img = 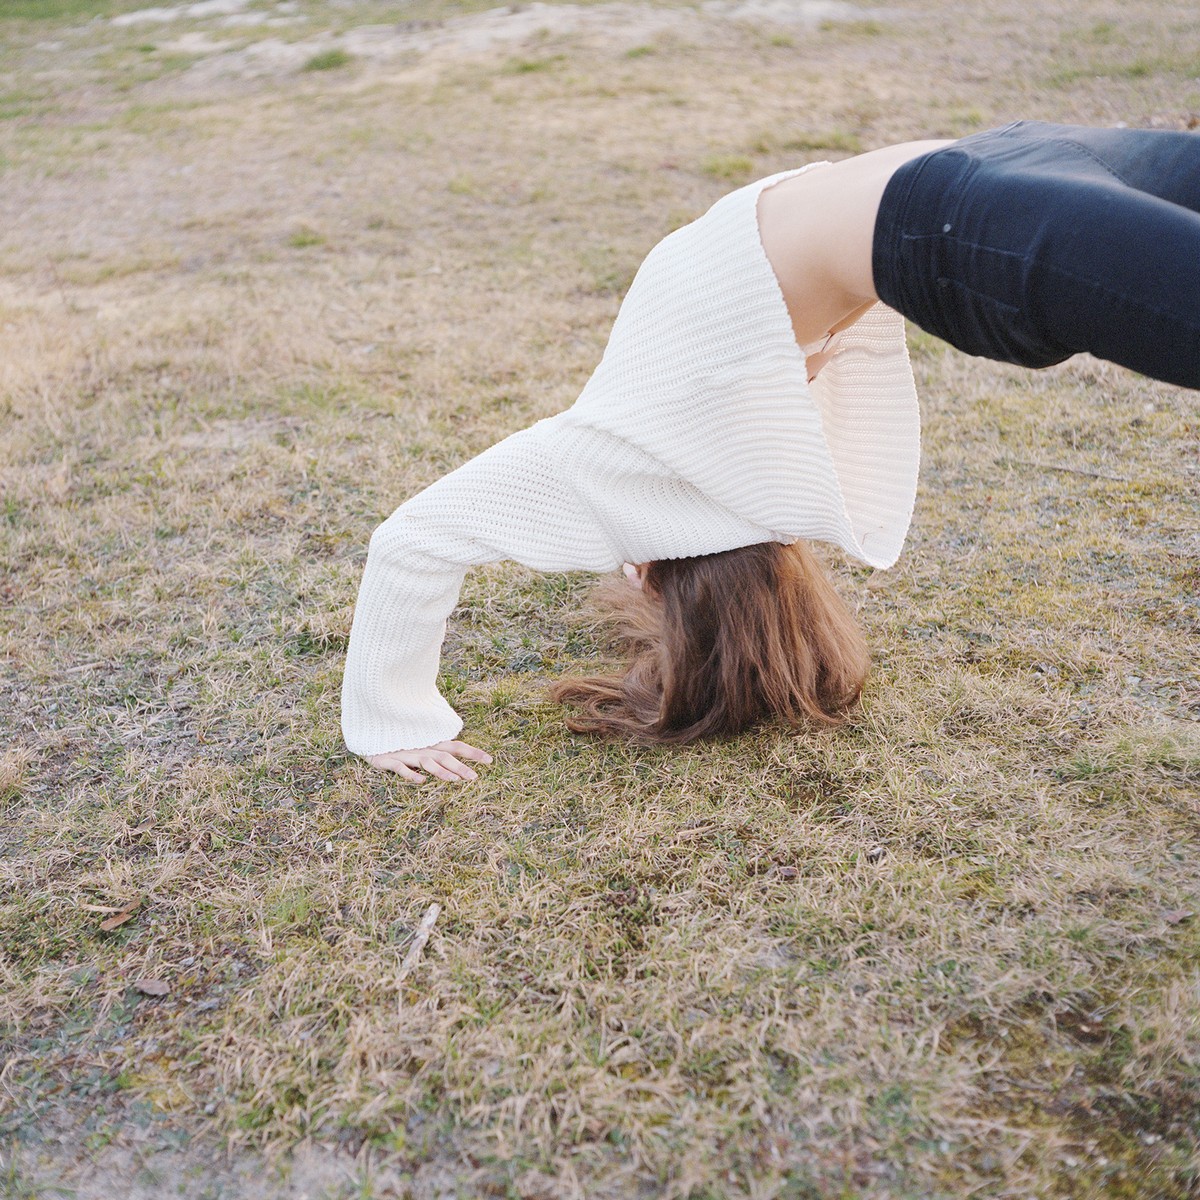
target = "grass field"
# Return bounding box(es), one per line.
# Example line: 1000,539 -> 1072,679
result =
1,0 -> 1199,1196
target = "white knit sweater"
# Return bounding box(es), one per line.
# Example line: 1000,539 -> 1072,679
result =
341,163 -> 921,756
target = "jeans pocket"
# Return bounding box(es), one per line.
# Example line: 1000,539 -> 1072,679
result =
937,277 -> 1068,367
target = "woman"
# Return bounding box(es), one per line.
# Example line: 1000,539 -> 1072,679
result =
342,120 -> 1200,783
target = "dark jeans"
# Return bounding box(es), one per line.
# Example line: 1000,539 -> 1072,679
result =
872,120 -> 1200,389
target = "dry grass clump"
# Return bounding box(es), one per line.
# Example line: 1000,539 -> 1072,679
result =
2,0 -> 1200,1197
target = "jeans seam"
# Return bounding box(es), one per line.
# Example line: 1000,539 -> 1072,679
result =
987,122 -> 1134,187
923,234 -> 1200,347
1037,260 -> 1200,331
928,234 -> 1200,330
1055,139 -> 1133,187
937,274 -> 1021,313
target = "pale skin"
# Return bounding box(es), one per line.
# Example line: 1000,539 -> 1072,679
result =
368,138 -> 953,782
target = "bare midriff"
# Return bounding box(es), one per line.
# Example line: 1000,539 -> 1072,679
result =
756,138 -> 954,348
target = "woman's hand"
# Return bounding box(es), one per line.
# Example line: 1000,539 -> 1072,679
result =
367,740 -> 493,784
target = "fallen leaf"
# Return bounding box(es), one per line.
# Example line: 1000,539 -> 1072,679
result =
672,824 -> 717,843
132,978 -> 170,996
99,898 -> 143,931
1163,909 -> 1195,925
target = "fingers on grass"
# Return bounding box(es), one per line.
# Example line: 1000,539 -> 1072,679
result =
428,752 -> 477,782
379,756 -> 427,783
367,746 -> 485,783
443,740 -> 493,764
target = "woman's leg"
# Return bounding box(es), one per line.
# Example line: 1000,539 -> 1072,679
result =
873,122 -> 1200,388
1016,121 -> 1200,213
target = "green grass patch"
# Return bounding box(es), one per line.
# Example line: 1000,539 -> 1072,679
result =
0,90 -> 50,121
700,152 -> 755,181
501,54 -> 566,74
302,48 -> 353,72
821,17 -> 887,35
1,0 -> 150,18
287,225 -> 326,248
754,129 -> 865,156
1048,50 -> 1200,86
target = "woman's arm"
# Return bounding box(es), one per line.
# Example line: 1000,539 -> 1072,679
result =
340,421 -> 619,778
345,520 -> 492,783
340,530 -> 473,758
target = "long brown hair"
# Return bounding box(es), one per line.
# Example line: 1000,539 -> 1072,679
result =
549,540 -> 869,745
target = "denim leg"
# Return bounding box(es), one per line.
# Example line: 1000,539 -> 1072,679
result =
990,121 -> 1200,214
874,125 -> 1200,388
1005,166 -> 1200,387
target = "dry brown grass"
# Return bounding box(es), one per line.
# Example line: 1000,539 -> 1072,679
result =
2,0 -> 1200,1197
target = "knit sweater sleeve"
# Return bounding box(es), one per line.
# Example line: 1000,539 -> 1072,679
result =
340,423 -> 618,757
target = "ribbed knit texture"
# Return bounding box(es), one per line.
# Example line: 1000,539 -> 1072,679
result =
341,163 -> 921,756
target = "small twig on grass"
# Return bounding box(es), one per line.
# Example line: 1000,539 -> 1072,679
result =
397,902 -> 441,997
1000,457 -> 1130,482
